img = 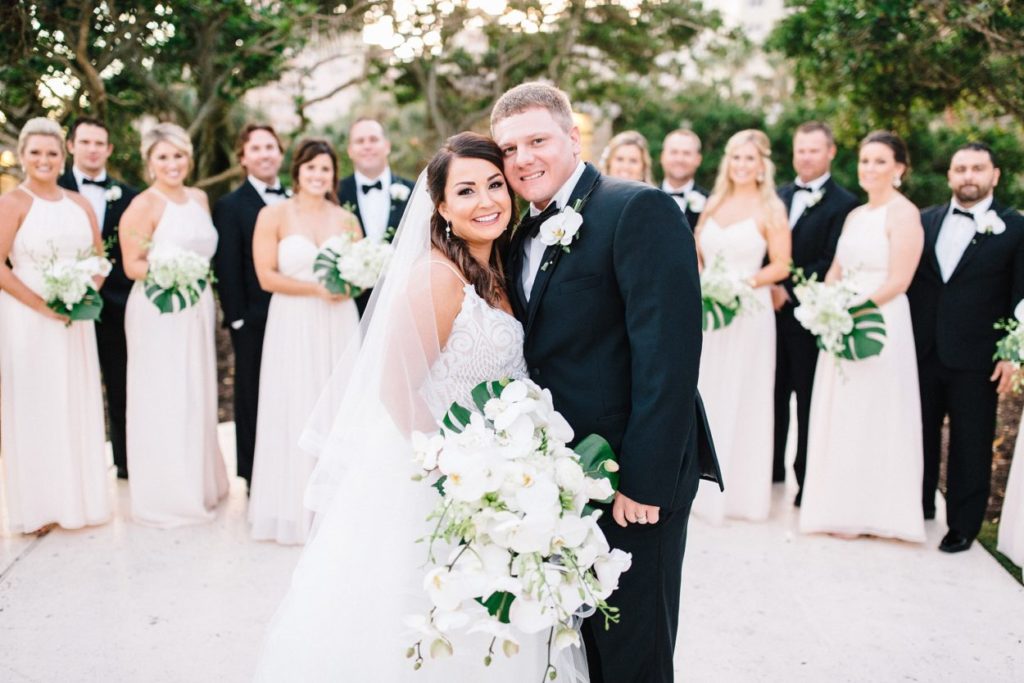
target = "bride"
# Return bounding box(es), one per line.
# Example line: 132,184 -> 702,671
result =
253,133 -> 587,681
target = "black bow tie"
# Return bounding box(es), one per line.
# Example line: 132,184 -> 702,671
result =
952,207 -> 975,221
795,183 -> 814,192
361,180 -> 383,194
264,186 -> 287,196
81,177 -> 109,188
517,203 -> 560,239
668,191 -> 688,198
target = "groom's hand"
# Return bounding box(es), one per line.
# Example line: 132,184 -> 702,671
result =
612,492 -> 660,527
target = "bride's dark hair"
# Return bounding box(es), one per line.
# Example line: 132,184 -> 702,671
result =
426,132 -> 517,307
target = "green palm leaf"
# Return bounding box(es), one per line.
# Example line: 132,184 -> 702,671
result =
702,297 -> 739,331
838,301 -> 886,360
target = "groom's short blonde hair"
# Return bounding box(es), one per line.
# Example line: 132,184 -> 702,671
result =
490,82 -> 574,133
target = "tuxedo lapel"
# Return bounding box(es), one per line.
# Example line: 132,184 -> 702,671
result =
524,166 -> 601,335
506,229 -> 529,322
240,179 -> 267,212
923,203 -> 948,279
947,200 -> 1008,283
779,183 -> 795,214
58,169 -> 80,193
338,176 -> 365,236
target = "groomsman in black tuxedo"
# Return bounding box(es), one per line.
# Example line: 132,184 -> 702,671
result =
494,83 -> 720,683
59,117 -> 138,480
213,124 -> 287,491
908,142 -> 1024,553
773,122 -> 858,504
659,128 -> 708,231
336,117 -> 415,315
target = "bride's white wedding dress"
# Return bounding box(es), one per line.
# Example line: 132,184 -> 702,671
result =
253,258 -> 584,680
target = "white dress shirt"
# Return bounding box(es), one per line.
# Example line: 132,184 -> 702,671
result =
521,161 -> 587,300
662,179 -> 695,213
788,172 -> 831,229
354,168 -> 393,242
247,175 -> 287,207
72,166 -> 108,228
935,195 -> 994,282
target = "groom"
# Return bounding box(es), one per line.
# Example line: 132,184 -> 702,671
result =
493,83 -> 719,682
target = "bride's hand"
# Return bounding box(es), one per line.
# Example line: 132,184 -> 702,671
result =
612,491 -> 660,527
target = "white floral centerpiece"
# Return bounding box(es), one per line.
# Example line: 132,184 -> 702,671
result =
407,378 -> 630,680
39,247 -> 111,324
144,243 -> 213,314
791,269 -> 886,362
700,255 -> 760,331
312,233 -> 393,297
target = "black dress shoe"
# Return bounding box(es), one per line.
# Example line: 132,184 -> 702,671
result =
939,530 -> 973,553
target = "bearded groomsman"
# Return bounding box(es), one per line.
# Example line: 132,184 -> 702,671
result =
908,142 -> 1024,553
59,117 -> 138,480
773,122 -> 858,503
213,124 -> 287,492
659,128 -> 708,231
336,117 -> 414,315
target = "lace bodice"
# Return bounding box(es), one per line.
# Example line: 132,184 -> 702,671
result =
425,284 -> 527,412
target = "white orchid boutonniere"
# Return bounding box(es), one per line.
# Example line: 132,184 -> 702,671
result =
538,198 -> 586,271
804,188 -> 825,209
104,185 -> 122,203
389,182 -> 411,202
976,210 -> 1006,236
685,190 -> 706,214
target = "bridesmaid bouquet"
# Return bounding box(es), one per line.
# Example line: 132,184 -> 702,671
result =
407,378 -> 630,678
144,244 -> 213,314
312,234 -> 393,297
39,248 -> 112,324
792,270 -> 886,362
701,255 -> 759,330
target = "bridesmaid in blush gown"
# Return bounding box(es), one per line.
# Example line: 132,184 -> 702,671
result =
692,130 -> 791,524
247,139 -> 361,545
800,131 -> 926,543
0,118 -> 111,533
120,123 -> 228,528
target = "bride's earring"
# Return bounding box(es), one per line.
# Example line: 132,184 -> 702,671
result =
445,221 -> 452,240
892,175 -> 902,188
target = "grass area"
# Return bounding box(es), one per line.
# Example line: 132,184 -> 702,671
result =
977,520 -> 1023,585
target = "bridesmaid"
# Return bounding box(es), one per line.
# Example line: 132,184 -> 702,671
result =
0,118 -> 112,533
120,122 -> 228,528
800,131 -> 926,542
598,130 -> 655,185
247,139 -> 361,545
691,129 -> 790,524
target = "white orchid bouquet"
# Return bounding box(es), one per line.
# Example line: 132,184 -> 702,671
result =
406,378 -> 629,680
312,233 -> 393,297
792,269 -> 886,362
700,255 -> 759,331
39,247 -> 111,325
144,243 -> 213,314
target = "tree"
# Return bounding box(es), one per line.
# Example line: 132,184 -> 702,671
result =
767,0 -> 1024,128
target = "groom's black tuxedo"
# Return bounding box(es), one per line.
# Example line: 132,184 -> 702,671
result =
337,173 -> 415,315
58,168 -> 138,478
907,199 -> 1024,537
774,178 -> 858,494
213,179 -> 273,488
507,163 -> 719,683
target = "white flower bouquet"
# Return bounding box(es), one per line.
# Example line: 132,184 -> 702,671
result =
39,248 -> 111,324
700,255 -> 759,331
144,243 -> 213,314
312,234 -> 393,297
992,300 -> 1024,391
407,378 -> 629,678
792,270 -> 886,361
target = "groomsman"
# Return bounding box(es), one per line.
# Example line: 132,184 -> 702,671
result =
659,128 -> 708,231
213,124 -> 287,491
336,117 -> 414,315
59,117 -> 138,480
908,142 -> 1024,553
773,122 -> 858,503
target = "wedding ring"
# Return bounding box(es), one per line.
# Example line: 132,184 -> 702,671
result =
637,515 -> 648,523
